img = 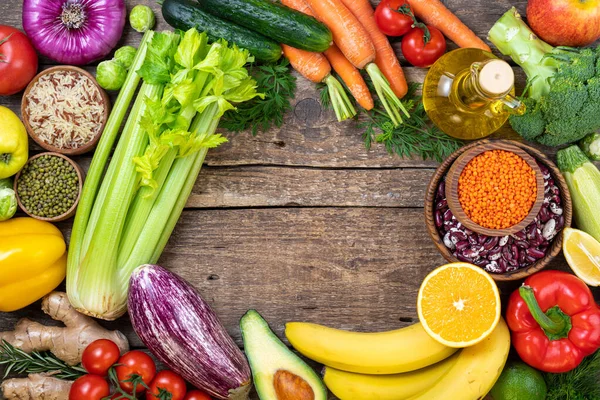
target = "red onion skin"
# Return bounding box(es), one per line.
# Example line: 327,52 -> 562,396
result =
22,0 -> 126,65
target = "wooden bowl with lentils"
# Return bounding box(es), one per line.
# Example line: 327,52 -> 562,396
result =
424,139 -> 573,282
21,66 -> 110,155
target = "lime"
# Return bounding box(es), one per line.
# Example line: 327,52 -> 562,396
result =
489,361 -> 546,400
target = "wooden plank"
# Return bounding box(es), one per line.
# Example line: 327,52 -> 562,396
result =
2,0 -> 529,66
1,208 -> 592,350
3,66 -> 536,169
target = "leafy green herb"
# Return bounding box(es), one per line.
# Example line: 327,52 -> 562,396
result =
544,350 -> 600,400
322,81 -> 462,162
0,340 -> 86,380
220,58 -> 296,136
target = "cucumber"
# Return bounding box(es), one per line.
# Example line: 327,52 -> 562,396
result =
195,0 -> 332,53
162,0 -> 282,63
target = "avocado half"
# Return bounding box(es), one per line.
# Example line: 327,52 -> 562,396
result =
240,310 -> 328,400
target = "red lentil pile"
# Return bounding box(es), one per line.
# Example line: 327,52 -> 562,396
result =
458,150 -> 537,229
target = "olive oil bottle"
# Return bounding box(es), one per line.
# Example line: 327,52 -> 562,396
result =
423,48 -> 525,140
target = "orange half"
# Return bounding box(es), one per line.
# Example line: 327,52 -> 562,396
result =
417,263 -> 501,348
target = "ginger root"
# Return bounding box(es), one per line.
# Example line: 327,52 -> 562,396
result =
1,374 -> 72,400
0,292 -> 129,365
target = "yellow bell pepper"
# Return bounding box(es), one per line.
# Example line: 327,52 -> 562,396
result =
0,217 -> 67,312
0,106 -> 28,179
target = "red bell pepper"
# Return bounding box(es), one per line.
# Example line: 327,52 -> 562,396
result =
507,270 -> 600,373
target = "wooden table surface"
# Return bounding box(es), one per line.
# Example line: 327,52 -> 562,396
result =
1,0 -> 598,398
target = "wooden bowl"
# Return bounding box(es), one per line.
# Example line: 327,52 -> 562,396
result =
21,66 -> 110,156
445,141 -> 545,236
14,152 -> 84,222
424,139 -> 572,282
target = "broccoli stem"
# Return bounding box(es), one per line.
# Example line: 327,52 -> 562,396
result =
488,7 -> 557,100
557,145 -> 591,174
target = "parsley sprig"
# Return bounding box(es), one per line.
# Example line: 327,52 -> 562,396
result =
220,58 -> 296,136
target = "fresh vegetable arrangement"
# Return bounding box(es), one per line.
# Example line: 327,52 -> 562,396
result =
3,1 -> 600,400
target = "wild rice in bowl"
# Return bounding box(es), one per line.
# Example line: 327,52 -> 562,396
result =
25,69 -> 105,150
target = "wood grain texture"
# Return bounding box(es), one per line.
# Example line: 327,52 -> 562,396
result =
424,140 -> 573,282
445,141 -> 545,237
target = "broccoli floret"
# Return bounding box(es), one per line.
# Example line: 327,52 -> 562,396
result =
509,98 -> 546,140
489,8 -> 600,147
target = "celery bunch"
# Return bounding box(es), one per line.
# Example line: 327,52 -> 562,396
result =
67,29 -> 262,320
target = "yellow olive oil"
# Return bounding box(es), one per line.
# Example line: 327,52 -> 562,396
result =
423,48 -> 525,140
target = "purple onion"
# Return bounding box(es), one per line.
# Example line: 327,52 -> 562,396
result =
128,265 -> 252,400
22,0 -> 126,65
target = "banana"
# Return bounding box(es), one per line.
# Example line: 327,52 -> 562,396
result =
406,317 -> 511,400
323,351 -> 461,400
284,321 -> 457,375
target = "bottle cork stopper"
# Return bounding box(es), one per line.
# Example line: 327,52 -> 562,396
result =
478,60 -> 514,95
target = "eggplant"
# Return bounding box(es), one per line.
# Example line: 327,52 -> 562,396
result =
128,264 -> 252,400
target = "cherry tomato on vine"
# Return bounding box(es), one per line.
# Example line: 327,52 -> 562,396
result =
146,370 -> 187,400
69,374 -> 110,400
401,25 -> 447,68
0,25 -> 38,96
374,0 -> 415,37
82,339 -> 121,376
115,350 -> 157,394
184,390 -> 213,400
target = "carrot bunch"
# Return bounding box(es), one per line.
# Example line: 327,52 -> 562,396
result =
281,0 -> 409,126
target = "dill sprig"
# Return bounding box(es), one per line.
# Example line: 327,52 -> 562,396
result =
220,58 -> 296,136
544,350 -> 600,400
321,81 -> 462,162
0,340 -> 86,380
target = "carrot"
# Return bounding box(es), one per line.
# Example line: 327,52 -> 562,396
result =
407,0 -> 491,51
281,0 -> 374,110
304,0 -> 408,125
339,0 -> 408,99
282,44 -> 331,83
282,44 -> 356,121
304,0 -> 375,69
323,45 -> 373,110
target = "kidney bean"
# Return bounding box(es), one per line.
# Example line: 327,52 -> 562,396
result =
443,209 -> 453,222
499,236 -> 509,247
478,235 -> 487,245
525,255 -> 538,264
512,245 -> 520,261
556,215 -> 565,231
485,261 -> 502,273
483,236 -> 499,250
450,231 -> 467,243
498,258 -> 508,272
527,224 -> 537,240
527,248 -> 546,259
551,194 -> 561,204
455,240 -> 470,251
463,248 -> 481,259
506,264 -> 519,272
437,180 -> 445,198
515,240 -> 530,249
544,194 -> 552,205
549,202 -> 563,215
469,235 -> 479,245
456,253 -> 474,263
443,232 -> 454,249
539,206 -> 552,223
512,231 -> 526,241
502,246 -> 513,261
435,210 -> 443,228
519,249 -> 527,264
543,219 -> 557,240
487,247 -> 502,261
436,199 -> 448,210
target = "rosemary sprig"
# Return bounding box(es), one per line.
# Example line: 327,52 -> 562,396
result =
0,340 -> 86,380
220,58 -> 297,136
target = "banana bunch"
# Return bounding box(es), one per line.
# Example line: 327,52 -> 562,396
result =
285,317 -> 510,400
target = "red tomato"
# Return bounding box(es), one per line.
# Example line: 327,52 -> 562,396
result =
374,0 -> 415,37
82,339 -> 121,376
115,351 -> 157,394
184,390 -> 213,400
401,26 -> 447,68
69,375 -> 110,400
0,25 -> 37,96
146,370 -> 188,400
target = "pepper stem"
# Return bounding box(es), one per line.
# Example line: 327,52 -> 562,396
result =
519,285 -> 572,340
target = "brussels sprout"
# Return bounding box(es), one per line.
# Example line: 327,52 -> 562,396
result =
130,5 -> 155,33
0,178 -> 16,221
96,59 -> 127,91
114,46 -> 137,70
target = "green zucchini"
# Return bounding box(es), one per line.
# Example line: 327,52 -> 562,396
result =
162,0 -> 282,63
195,0 -> 332,52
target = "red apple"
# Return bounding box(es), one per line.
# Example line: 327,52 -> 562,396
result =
527,0 -> 600,47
